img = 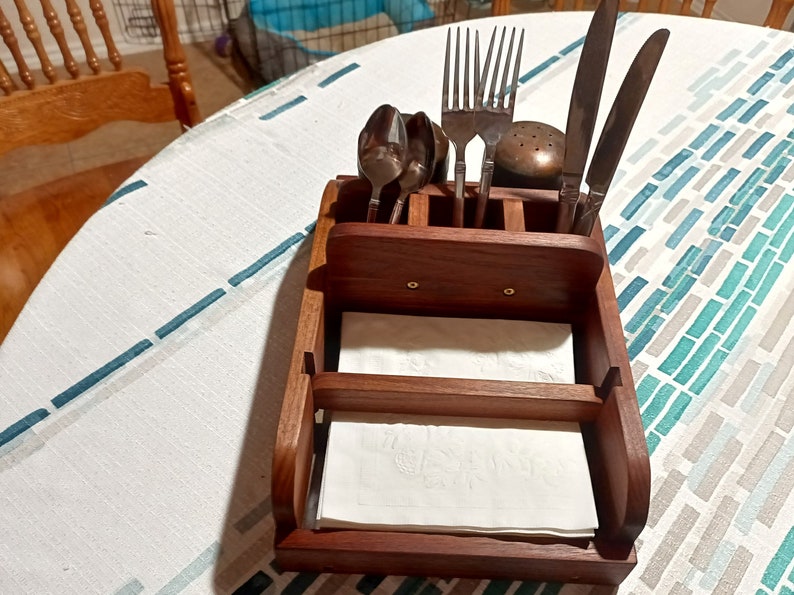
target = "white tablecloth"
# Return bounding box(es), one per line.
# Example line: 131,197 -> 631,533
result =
2,11 -> 794,595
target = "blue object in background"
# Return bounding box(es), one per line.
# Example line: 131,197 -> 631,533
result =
249,0 -> 435,35
384,0 -> 434,33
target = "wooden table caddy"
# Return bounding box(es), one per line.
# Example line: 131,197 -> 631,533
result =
272,177 -> 650,585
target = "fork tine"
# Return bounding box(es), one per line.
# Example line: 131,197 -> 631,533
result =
443,29 -> 451,108
476,28 -> 496,106
488,28 -> 506,108
507,29 -> 524,111
474,30 -> 480,108
453,28 -> 461,109
466,31 -> 481,110
463,28 -> 471,110
498,29 -> 516,109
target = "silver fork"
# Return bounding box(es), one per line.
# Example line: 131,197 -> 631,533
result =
473,27 -> 524,229
442,28 -> 479,228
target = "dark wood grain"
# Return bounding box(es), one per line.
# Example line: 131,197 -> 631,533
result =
271,178 -> 650,583
407,192 -> 430,226
271,180 -> 337,535
312,372 -> 603,421
325,222 -> 603,322
502,198 -> 526,232
276,529 -> 637,584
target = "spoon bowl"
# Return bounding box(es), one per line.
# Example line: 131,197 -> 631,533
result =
357,105 -> 408,222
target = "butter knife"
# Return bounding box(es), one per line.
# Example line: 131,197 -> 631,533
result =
555,0 -> 618,234
573,29 -> 670,237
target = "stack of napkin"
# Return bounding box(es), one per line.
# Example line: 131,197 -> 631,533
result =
316,313 -> 598,537
336,312 -> 576,383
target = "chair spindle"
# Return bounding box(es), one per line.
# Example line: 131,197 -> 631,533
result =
0,59 -> 17,95
89,0 -> 122,71
0,5 -> 35,90
40,0 -> 81,79
152,0 -> 201,128
14,0 -> 58,83
64,0 -> 102,74
764,0 -> 794,28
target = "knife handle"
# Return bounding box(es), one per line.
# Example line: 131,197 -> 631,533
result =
556,179 -> 582,233
572,190 -> 606,236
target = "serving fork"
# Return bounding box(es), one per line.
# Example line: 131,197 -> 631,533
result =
442,28 -> 479,227
473,27 -> 524,228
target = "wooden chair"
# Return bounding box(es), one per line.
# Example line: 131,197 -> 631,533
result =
498,0 -> 794,29
765,0 -> 794,28
0,0 -> 201,343
491,0 -> 719,17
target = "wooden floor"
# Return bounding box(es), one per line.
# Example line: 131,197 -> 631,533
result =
0,159 -> 150,343
0,42 -> 246,345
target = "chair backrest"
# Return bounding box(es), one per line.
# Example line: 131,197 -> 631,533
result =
548,1 -> 717,16
0,0 -> 200,157
765,0 -> 794,28
546,0 -> 794,29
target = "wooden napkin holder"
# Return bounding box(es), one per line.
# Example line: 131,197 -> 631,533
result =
272,177 -> 650,585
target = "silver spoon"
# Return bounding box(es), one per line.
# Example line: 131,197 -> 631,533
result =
358,104 -> 407,223
389,112 -> 436,224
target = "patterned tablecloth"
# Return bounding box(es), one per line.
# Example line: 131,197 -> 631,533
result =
2,11 -> 794,595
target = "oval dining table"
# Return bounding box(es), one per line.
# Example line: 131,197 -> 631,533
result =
2,10 -> 794,595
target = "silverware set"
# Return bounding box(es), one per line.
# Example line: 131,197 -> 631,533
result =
358,0 -> 669,236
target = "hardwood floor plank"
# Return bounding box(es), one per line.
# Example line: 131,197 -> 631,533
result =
0,157 -> 149,343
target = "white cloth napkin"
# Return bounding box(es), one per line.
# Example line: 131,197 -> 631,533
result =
317,313 -> 598,537
337,312 -> 576,383
317,412 -> 599,537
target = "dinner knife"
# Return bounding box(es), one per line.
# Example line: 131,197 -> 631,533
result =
572,28 -> 670,237
555,0 -> 619,234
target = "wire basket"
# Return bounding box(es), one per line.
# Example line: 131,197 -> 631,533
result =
112,0 -> 231,42
227,0 -> 487,85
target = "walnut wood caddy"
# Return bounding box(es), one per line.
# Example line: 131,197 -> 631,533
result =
272,177 -> 650,585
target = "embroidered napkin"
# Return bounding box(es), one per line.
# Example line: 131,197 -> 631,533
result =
337,312 -> 576,383
316,412 -> 599,537
316,313 -> 598,537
